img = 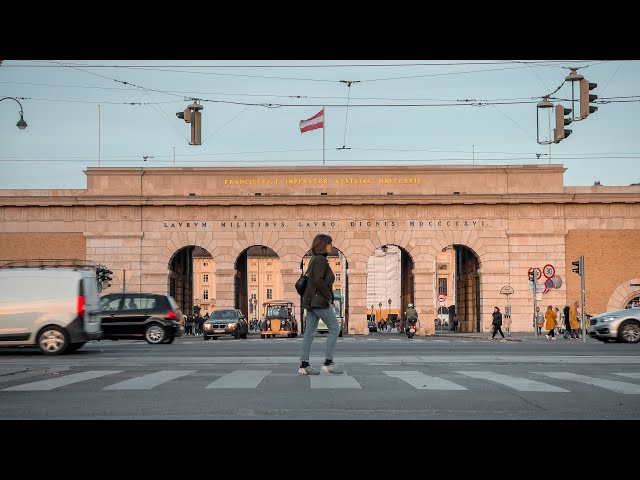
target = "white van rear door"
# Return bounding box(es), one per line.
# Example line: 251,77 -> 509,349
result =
82,274 -> 102,334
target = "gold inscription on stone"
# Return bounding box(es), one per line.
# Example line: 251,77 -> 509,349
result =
221,177 -> 422,186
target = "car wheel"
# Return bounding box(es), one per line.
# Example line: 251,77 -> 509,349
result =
203,336 -> 210,341
212,336 -> 218,340
37,326 -> 69,355
618,321 -> 640,343
145,324 -> 167,344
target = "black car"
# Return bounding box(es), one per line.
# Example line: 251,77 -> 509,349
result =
368,319 -> 378,332
203,308 -> 248,340
99,293 -> 184,344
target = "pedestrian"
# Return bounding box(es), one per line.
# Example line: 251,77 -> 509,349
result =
534,306 -> 544,335
298,233 -> 343,375
563,304 -> 571,339
554,307 -> 563,335
569,301 -> 581,339
545,305 -> 557,340
491,306 -> 505,340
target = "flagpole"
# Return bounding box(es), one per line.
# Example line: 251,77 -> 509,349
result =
322,106 -> 325,166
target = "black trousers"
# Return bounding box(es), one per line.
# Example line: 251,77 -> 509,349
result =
492,326 -> 505,338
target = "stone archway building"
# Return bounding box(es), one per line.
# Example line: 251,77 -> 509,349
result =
1,165 -> 639,335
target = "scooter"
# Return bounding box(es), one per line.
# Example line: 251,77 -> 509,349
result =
406,315 -> 418,338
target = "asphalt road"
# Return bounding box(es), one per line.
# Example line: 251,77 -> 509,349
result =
0,331 -> 638,420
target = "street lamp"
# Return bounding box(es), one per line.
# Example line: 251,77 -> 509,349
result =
378,302 -> 382,322
388,298 -> 392,318
0,97 -> 28,130
381,245 -> 388,253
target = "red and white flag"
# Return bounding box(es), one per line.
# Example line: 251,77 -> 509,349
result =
299,108 -> 324,133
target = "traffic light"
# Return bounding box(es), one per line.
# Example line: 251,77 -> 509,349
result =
175,107 -> 191,123
580,79 -> 598,119
554,105 -> 573,143
571,257 -> 583,276
175,100 -> 203,145
96,265 -> 113,292
528,270 -> 535,282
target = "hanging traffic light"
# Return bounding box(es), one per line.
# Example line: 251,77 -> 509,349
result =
175,107 -> 192,123
580,79 -> 598,119
175,100 -> 203,145
554,105 -> 573,143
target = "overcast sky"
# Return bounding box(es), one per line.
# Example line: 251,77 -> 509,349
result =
1,59 -> 638,189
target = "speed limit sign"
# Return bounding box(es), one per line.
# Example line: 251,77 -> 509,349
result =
543,264 -> 555,279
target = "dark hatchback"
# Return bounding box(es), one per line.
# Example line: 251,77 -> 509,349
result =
99,293 -> 184,344
203,308 -> 248,340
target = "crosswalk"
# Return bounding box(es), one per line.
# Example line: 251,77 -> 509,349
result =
2,368 -> 640,394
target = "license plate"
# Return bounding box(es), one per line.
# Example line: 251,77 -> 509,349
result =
410,327 -> 415,332
214,329 -> 225,333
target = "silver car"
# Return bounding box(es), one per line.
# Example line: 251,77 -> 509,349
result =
589,307 -> 640,343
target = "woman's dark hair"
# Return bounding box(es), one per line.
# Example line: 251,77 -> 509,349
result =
311,234 -> 333,255
494,306 -> 500,312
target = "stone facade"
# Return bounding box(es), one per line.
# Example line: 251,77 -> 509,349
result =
1,164 -> 639,336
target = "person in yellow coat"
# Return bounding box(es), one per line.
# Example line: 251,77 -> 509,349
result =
569,300 -> 581,339
545,305 -> 557,340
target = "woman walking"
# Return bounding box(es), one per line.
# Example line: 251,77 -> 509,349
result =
298,233 -> 343,375
545,305 -> 557,340
491,306 -> 505,340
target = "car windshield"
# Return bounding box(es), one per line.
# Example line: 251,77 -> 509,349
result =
210,310 -> 238,320
267,305 -> 291,317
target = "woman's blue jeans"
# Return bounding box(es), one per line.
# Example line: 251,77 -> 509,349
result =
299,305 -> 339,363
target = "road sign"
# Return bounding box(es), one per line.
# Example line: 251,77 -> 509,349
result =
437,294 -> 446,303
528,281 -> 543,292
500,285 -> 514,295
543,264 -> 555,279
552,275 -> 563,288
544,278 -> 554,289
528,267 -> 542,281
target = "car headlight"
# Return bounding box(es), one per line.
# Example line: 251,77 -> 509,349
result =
204,324 -> 212,329
228,323 -> 237,328
602,316 -> 619,322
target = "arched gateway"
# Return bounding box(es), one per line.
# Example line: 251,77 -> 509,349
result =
1,165 -> 639,335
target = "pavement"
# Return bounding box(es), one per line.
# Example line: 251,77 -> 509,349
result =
430,328 -> 593,343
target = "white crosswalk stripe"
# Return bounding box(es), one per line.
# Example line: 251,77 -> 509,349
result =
613,372 -> 640,379
206,370 -> 271,389
383,371 -> 467,390
103,370 -> 197,390
457,371 -> 569,392
2,370 -> 122,391
310,373 -> 361,389
533,372 -> 640,394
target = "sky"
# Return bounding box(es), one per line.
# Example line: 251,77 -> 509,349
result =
0,59 -> 639,190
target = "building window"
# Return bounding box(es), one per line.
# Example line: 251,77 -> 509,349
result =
266,288 -> 272,300
267,273 -> 273,282
251,274 -> 257,282
203,274 -> 208,283
266,261 -> 272,267
438,278 -> 447,296
336,260 -> 341,266
335,273 -> 341,282
203,262 -> 208,267
203,305 -> 208,312
203,289 -> 209,300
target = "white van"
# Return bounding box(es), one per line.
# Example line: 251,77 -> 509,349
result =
0,263 -> 103,355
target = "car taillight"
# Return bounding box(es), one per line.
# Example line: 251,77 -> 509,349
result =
77,295 -> 85,319
167,310 -> 177,320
